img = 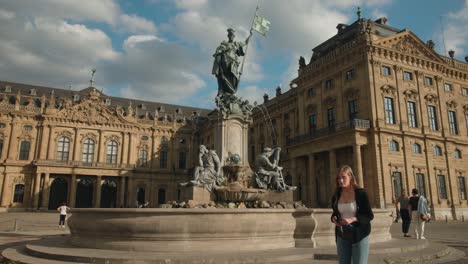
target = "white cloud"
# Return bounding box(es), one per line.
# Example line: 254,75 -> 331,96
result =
119,14 -> 157,34
0,9 -> 15,20
237,85 -> 265,105
123,35 -> 162,49
441,0 -> 468,58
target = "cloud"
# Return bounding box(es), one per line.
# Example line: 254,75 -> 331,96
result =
0,9 -> 15,20
441,0 -> 468,58
123,35 -> 163,49
119,14 -> 157,34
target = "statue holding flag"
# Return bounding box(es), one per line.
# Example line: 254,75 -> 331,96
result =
212,6 -> 270,117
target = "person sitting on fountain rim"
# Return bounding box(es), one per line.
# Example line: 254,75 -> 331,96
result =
255,147 -> 295,192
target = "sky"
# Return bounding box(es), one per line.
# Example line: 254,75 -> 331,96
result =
0,0 -> 466,109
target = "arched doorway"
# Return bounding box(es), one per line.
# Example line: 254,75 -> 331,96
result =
75,177 -> 93,208
48,178 -> 68,210
100,178 -> 117,208
158,188 -> 166,205
136,187 -> 145,207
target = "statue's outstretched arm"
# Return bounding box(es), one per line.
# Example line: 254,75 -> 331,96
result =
212,152 -> 221,176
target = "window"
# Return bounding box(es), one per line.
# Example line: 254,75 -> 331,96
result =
463,88 -> 468,96
412,143 -> 422,154
141,135 -> 149,141
307,88 -> 316,97
160,150 -> 168,168
444,83 -> 453,92
56,137 -> 70,161
403,71 -> 413,81
384,97 -> 395,124
138,148 -> 148,167
104,98 -> 111,106
327,108 -> 336,130
458,176 -> 466,200
437,175 -> 448,199
13,184 -> 24,203
345,69 -> 355,80
382,66 -> 391,76
106,140 -> 118,164
392,172 -> 403,198
161,136 -> 169,143
434,146 -> 442,156
325,79 -> 333,89
348,100 -> 358,120
82,139 -> 95,163
23,125 -> 33,132
73,94 -> 80,102
428,105 -> 438,130
424,76 -> 433,86
19,141 -> 30,160
415,173 -> 426,197
308,113 -> 316,134
454,149 -> 462,159
0,123 -> 5,128
284,113 -> 289,121
179,151 -> 186,169
389,140 -> 399,152
448,111 -> 458,135
407,101 -> 418,128
0,139 -> 3,158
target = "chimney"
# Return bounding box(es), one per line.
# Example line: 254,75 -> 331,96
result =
375,17 -> 388,25
336,23 -> 348,33
263,93 -> 269,103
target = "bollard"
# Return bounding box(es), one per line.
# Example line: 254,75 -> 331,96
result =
13,218 -> 18,232
445,215 -> 448,223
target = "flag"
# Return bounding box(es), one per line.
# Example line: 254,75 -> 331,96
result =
252,14 -> 270,36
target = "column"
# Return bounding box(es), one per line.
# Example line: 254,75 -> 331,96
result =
33,172 -> 41,209
0,173 -> 10,207
72,128 -> 80,161
329,149 -> 337,198
353,144 -> 364,187
308,154 -> 316,207
119,177 -> 125,207
69,174 -> 77,207
120,132 -> 126,164
94,175 -> 102,208
40,173 -> 50,208
97,130 -> 103,163
6,122 -> 17,160
39,125 -> 49,159
46,126 -> 54,159
127,133 -> 133,164
127,176 -> 133,207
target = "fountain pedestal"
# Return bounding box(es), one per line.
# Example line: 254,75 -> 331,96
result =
181,186 -> 215,204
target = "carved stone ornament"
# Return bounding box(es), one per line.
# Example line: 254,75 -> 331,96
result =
80,132 -> 98,143
424,94 -> 439,104
392,37 -> 421,56
54,95 -> 120,125
344,88 -> 360,99
56,130 -> 73,140
17,134 -> 33,141
446,100 -> 457,109
13,175 -> 25,184
463,104 -> 468,113
306,104 -> 317,113
104,135 -> 121,145
324,96 -> 337,107
381,85 -> 397,96
403,89 -> 418,100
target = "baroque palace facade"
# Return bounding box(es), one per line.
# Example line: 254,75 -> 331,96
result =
1,16 -> 467,220
249,17 -> 468,219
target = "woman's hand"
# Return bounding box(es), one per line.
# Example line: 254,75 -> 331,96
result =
331,216 -> 342,227
340,217 -> 357,225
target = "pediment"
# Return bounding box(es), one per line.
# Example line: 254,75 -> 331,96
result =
54,98 -> 120,125
374,30 -> 444,63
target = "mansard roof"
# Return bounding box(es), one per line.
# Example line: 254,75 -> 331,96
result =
0,80 -> 210,118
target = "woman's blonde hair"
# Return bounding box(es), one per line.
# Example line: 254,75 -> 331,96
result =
331,165 -> 360,207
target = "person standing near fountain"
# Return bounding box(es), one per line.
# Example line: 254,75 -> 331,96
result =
331,165 -> 373,264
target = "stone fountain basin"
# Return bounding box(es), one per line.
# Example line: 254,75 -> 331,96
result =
68,208 -> 297,252
67,208 -> 392,252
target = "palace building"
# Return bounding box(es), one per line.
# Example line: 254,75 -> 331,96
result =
1,15 -> 467,220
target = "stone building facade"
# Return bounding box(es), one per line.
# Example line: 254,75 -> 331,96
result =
250,17 -> 468,219
0,81 -> 208,210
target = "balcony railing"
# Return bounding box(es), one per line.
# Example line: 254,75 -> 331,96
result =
287,119 -> 370,146
35,159 -> 135,169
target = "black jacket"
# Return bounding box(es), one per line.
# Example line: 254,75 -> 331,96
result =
331,188 -> 374,243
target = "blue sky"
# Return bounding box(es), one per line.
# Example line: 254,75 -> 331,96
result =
0,0 -> 466,109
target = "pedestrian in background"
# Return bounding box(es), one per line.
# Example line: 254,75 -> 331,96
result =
409,188 -> 429,239
331,165 -> 374,264
397,190 -> 411,237
57,202 -> 70,228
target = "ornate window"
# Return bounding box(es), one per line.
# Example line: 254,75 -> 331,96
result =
448,111 -> 458,135
161,136 -> 169,143
463,88 -> 468,96
19,141 -> 30,160
458,176 -> 466,200
308,113 -> 317,134
424,76 -> 433,86
403,71 -> 413,81
179,151 -> 186,169
437,175 -> 448,199
407,101 -> 418,128
348,99 -> 358,120
138,148 -> 148,167
412,143 -> 422,154
325,79 -> 334,89
382,66 -> 391,76
327,107 -> 336,130
454,149 -> 462,159
345,69 -> 355,80
415,173 -> 426,197
82,139 -> 95,163
384,97 -> 396,124
23,125 -> 33,132
428,105 -> 438,130
434,146 -> 442,156
444,83 -> 453,92
13,184 -> 25,203
160,150 -> 168,169
56,137 -> 70,161
0,138 -> 3,158
389,140 -> 399,152
106,140 -> 118,164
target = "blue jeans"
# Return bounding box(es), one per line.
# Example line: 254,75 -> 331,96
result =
336,235 -> 369,264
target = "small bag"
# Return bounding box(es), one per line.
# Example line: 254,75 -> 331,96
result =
420,213 -> 431,222
340,224 -> 357,243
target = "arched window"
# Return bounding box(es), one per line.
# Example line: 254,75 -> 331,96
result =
138,148 -> 148,167
13,184 -> 25,203
56,137 -> 70,161
19,141 -> 31,160
82,139 -> 95,163
161,136 -> 169,143
389,140 -> 399,152
454,149 -> 462,159
160,150 -> 168,168
412,143 -> 422,154
434,146 -> 442,156
106,140 -> 118,164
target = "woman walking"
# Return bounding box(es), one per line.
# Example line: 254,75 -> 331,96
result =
331,165 -> 374,264
397,190 -> 411,237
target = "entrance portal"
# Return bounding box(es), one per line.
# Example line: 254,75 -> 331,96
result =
75,177 -> 93,208
48,178 -> 68,210
101,178 -> 118,208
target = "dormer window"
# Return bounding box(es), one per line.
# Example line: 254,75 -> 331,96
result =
73,94 -> 80,102
104,98 -> 111,106
5,85 -> 11,93
139,103 -> 146,110
176,108 -> 183,114
158,106 -> 165,112
29,89 -> 37,96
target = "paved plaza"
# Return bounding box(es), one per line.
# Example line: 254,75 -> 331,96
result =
0,212 -> 466,263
